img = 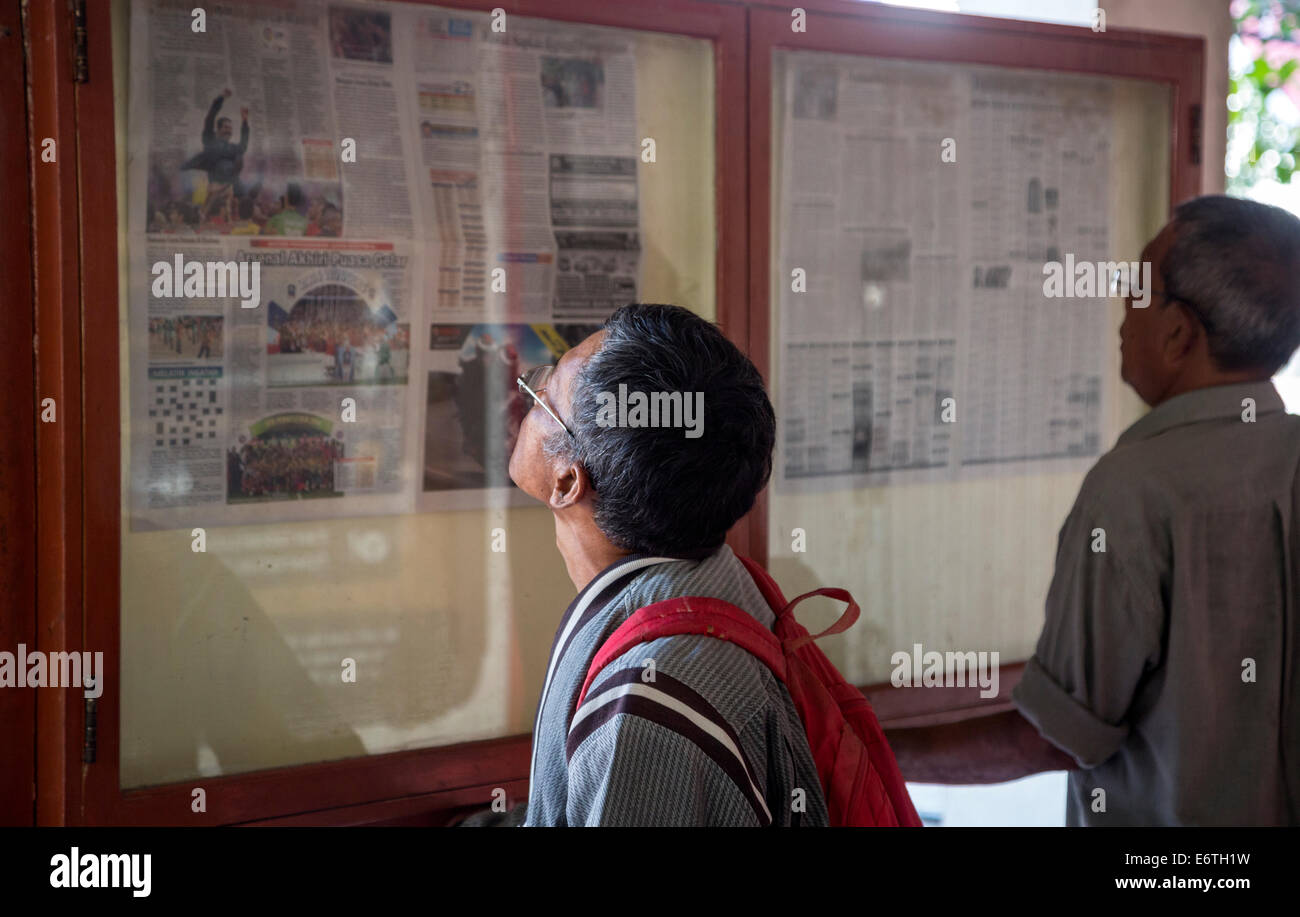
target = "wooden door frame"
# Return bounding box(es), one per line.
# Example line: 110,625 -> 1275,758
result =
24,0 -> 88,828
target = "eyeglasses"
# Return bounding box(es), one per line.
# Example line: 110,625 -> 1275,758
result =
1110,267 -> 1187,309
517,364 -> 575,439
1109,267 -> 1152,297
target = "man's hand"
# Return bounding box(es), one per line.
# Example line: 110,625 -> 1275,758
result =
240,107 -> 249,121
886,709 -> 1079,784
222,88 -> 232,97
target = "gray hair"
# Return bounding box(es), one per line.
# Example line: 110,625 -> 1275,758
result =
1163,194 -> 1300,373
539,303 -> 774,557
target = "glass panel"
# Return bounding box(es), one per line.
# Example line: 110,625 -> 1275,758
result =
112,0 -> 714,788
767,48 -> 1171,685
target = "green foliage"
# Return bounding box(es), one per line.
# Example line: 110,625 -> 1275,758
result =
1228,1 -> 1300,190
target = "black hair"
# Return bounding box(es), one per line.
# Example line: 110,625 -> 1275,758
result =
544,303 -> 774,557
1163,194 -> 1300,373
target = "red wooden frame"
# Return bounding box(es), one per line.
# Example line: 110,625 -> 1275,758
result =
37,0 -> 1203,826
74,0 -> 748,826
739,1 -> 1202,782
25,0 -> 87,828
0,0 -> 38,827
743,0 -> 1204,566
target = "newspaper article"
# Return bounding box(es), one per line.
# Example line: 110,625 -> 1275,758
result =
775,52 -> 1112,489
126,0 -> 644,526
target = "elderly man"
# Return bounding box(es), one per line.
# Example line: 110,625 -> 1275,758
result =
890,195 -> 1300,826
507,304 -> 827,826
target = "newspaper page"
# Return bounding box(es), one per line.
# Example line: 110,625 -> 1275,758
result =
402,9 -> 641,330
126,0 -> 644,525
960,71 -> 1111,470
410,10 -> 642,510
126,0 -> 425,530
775,51 -> 1112,490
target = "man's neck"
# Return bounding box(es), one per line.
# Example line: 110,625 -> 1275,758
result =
1152,365 -> 1273,406
554,516 -> 632,592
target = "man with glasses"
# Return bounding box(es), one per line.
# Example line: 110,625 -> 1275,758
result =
506,303 -> 828,826
888,195 -> 1300,826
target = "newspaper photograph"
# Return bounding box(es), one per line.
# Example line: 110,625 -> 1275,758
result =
135,0 -> 345,240
418,322 -> 601,510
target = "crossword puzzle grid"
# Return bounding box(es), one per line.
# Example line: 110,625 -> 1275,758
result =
149,377 -> 223,447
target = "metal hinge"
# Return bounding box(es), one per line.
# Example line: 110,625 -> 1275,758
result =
1189,104 -> 1203,167
82,693 -> 97,763
72,0 -> 88,84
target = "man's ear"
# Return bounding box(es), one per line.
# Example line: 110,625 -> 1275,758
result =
548,456 -> 591,511
1161,301 -> 1202,367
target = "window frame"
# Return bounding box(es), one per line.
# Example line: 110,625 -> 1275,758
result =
71,0 -> 747,826
744,0 -> 1202,728
31,0 -> 1204,825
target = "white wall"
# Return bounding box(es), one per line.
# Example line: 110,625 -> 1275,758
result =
1106,0 -> 1233,196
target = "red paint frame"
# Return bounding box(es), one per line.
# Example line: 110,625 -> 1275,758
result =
75,0 -> 747,826
50,0 -> 1203,826
26,0 -> 88,827
0,0 -> 38,827
739,3 -> 1202,787
744,0 -> 1204,566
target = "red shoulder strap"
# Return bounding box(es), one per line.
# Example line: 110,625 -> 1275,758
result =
575,596 -> 786,711
738,556 -> 861,651
738,556 -> 788,612
779,587 -> 860,650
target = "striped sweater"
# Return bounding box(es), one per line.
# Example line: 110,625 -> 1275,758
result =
523,545 -> 829,826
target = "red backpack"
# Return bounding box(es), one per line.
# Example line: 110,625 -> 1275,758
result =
577,556 -> 922,827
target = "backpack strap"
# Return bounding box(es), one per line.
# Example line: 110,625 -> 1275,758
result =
575,596 -> 786,711
736,556 -> 861,651
778,587 -> 860,651
738,556 -> 788,612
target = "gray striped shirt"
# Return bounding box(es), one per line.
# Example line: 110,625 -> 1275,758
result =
524,545 -> 828,826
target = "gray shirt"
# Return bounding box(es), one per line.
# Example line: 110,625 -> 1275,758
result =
1012,381 -> 1300,825
524,545 -> 828,826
